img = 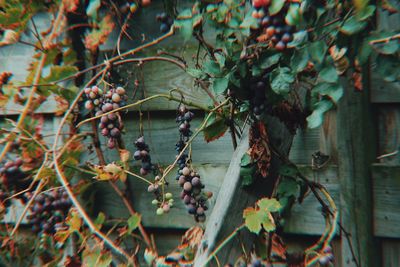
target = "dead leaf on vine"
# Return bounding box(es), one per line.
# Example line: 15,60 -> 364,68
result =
249,122 -> 271,178
84,15 -> 115,53
352,60 -> 363,91
181,226 -> 203,249
88,162 -> 127,182
54,96 -> 69,116
329,45 -> 349,75
63,0 -> 79,13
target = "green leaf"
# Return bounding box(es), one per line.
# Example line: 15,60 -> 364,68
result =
277,177 -> 299,198
43,65 -> 78,84
127,213 -> 141,233
241,153 -> 252,167
279,164 -> 299,177
203,113 -> 229,142
252,53 -> 281,76
313,82 -> 343,103
240,11 -> 259,30
371,39 -> 399,55
269,0 -> 285,15
285,4 -> 301,26
287,30 -> 308,48
356,5 -> 376,21
94,212 -> 105,228
186,68 -> 204,79
307,99 -> 334,128
319,65 -> 339,83
240,164 -> 256,186
212,76 -> 229,95
204,60 -> 223,76
257,198 -> 281,213
376,54 -> 400,82
87,0 -> 101,20
340,16 -> 367,35
270,67 -> 295,95
243,207 -> 263,234
174,19 -> 193,41
308,41 -> 327,63
291,48 -> 309,73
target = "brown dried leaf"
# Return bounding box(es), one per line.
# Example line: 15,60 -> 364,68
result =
181,226 -> 203,249
84,15 -> 115,53
249,122 -> 271,178
352,60 -> 363,91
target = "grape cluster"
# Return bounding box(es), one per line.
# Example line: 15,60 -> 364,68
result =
148,177 -> 174,216
249,75 -> 269,117
0,158 -> 30,193
156,12 -> 173,33
318,246 -> 334,265
252,1 -> 296,51
27,188 -> 72,235
176,105 -> 194,140
84,85 -> 128,149
133,136 -> 154,176
175,106 -> 211,222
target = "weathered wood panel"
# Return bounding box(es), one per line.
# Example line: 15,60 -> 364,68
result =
372,164 -> 400,238
337,76 -> 378,266
92,164 -> 226,229
283,166 -> 340,235
377,106 -> 400,165
382,239 -> 400,267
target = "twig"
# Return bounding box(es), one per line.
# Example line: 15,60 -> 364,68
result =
0,2 -> 65,163
369,33 -> 400,45
76,93 -> 211,128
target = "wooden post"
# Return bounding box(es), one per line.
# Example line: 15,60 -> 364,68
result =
194,117 -> 293,266
337,73 -> 379,266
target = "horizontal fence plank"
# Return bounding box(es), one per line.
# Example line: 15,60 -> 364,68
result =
382,239 -> 400,267
377,105 -> 400,165
372,164 -> 400,238
2,163 -> 400,238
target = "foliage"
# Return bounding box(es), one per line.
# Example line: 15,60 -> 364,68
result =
0,0 -> 398,266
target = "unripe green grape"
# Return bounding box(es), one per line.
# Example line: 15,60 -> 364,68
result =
156,208 -> 164,215
151,199 -> 158,205
165,192 -> 173,199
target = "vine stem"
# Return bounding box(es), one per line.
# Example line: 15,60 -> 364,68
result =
52,70 -> 135,263
0,2 -> 65,163
369,33 -> 400,45
160,98 -> 231,182
76,93 -> 211,128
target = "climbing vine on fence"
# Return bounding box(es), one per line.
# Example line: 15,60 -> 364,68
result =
0,0 -> 398,266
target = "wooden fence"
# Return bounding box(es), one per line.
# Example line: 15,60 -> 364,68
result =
0,4 -> 399,267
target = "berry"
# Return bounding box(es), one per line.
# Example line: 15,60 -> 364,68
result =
156,207 -> 164,215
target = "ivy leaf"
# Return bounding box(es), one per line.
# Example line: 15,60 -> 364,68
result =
240,164 -> 256,186
86,0 -> 101,20
371,39 -> 399,55
186,68 -> 204,79
204,60 -> 223,77
174,19 -> 193,41
269,0 -> 285,15
319,65 -> 339,83
287,30 -> 308,48
279,164 -> 299,177
270,67 -> 295,95
203,113 -> 228,142
277,177 -> 299,198
252,54 -> 281,76
340,16 -> 367,35
291,48 -> 309,73
376,54 -> 400,82
308,41 -> 327,63
257,198 -> 281,213
285,4 -> 301,26
240,11 -> 259,30
307,99 -> 334,128
243,207 -> 262,234
212,76 -> 229,95
84,14 -> 115,52
67,209 -> 82,232
94,212 -> 105,228
356,5 -> 376,21
127,213 -> 141,233
313,82 -> 343,103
